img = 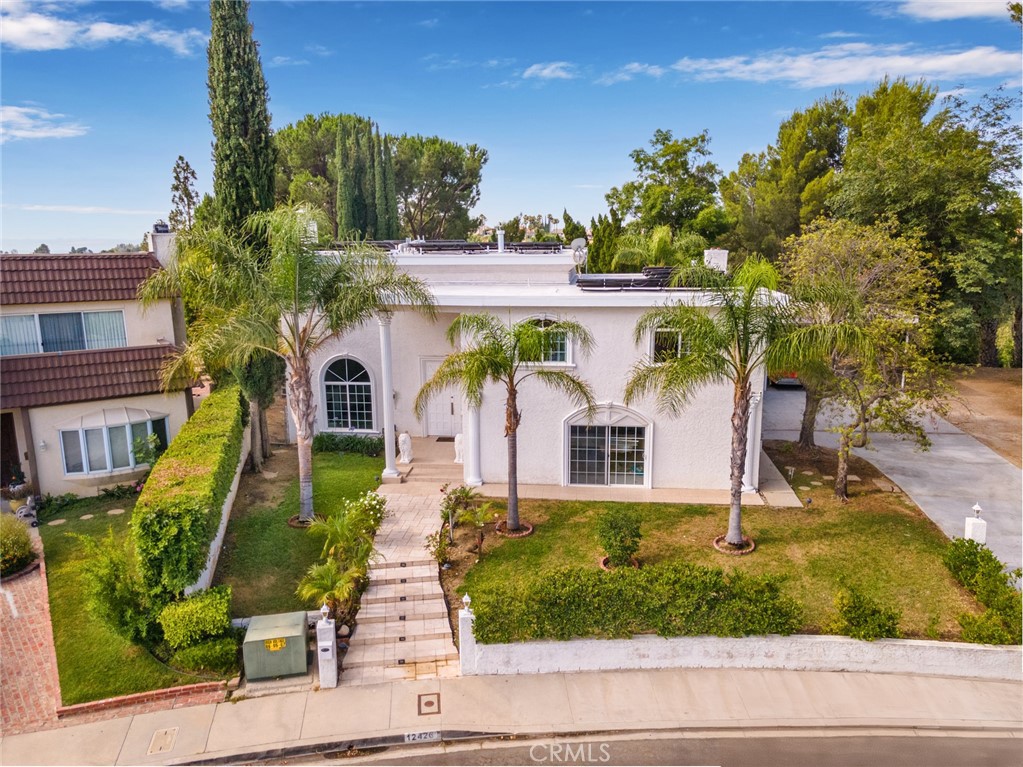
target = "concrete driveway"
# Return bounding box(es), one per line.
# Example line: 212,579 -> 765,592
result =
763,387 -> 1022,573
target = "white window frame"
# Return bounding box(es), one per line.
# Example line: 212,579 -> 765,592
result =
522,314 -> 574,368
1,309 -> 127,356
649,328 -> 689,362
60,416 -> 167,477
562,403 -> 652,488
322,356 -> 377,433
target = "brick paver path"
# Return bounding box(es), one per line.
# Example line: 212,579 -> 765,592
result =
0,530 -> 61,736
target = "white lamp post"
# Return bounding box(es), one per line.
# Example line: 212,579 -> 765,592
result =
964,502 -> 987,544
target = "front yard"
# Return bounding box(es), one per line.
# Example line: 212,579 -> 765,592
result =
444,444 -> 981,641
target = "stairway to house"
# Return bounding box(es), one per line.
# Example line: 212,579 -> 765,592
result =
340,490 -> 459,685
400,437 -> 464,486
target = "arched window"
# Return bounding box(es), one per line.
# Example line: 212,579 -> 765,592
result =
324,358 -> 374,430
525,316 -> 568,364
565,404 -> 650,487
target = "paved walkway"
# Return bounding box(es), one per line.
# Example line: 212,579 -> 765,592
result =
0,667 -> 1018,765
763,388 -> 1023,572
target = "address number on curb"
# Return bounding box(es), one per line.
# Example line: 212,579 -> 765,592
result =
404,731 -> 441,743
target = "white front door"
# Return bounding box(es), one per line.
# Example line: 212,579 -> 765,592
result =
421,358 -> 462,437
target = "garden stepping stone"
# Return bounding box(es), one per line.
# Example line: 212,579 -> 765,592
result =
847,475 -> 861,482
798,485 -> 810,491
107,509 -> 125,515
261,471 -> 278,479
79,514 -> 94,520
823,475 -> 834,480
47,519 -> 66,526
810,481 -> 822,487
801,470 -> 815,476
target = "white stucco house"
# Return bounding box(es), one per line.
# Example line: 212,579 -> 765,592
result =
293,240 -> 766,495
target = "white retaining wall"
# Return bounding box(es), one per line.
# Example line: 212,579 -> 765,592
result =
185,425 -> 251,596
458,609 -> 1022,681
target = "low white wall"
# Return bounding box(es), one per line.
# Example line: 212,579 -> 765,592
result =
185,425 -> 251,596
457,610 -> 1021,681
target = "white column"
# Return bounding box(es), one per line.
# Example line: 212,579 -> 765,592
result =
742,392 -> 763,492
464,405 -> 482,486
378,313 -> 399,479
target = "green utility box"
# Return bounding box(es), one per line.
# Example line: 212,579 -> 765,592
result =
242,611 -> 308,681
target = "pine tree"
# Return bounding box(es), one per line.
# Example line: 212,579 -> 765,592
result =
562,209 -> 587,243
364,123 -> 378,238
383,135 -> 400,238
335,121 -> 358,237
373,128 -> 390,239
207,0 -> 276,234
169,155 -> 199,231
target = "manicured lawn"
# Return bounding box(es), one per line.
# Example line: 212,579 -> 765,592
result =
213,452 -> 384,618
453,446 -> 980,640
39,496 -> 195,706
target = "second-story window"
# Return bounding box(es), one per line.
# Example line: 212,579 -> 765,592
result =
652,329 -> 687,362
0,311 -> 127,356
527,318 -> 568,364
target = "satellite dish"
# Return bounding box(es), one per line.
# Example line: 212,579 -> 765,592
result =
570,238 -> 588,269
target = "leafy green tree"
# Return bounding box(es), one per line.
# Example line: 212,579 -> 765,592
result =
781,218 -> 951,498
612,225 -> 706,272
207,0 -> 276,234
144,206 -> 435,522
606,129 -> 720,233
415,315 -> 596,532
394,135 -> 487,239
562,209 -> 587,243
497,215 -> 525,243
625,257 -> 861,547
169,155 -> 199,231
588,209 -> 623,273
33,243 -> 50,254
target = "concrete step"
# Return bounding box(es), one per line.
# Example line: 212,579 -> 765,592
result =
356,600 -> 448,624
372,557 -> 435,570
368,563 -> 436,586
360,581 -> 444,605
342,637 -> 459,668
404,465 -> 464,480
351,617 -> 453,645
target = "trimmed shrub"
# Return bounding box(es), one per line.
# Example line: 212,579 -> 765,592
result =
595,508 -> 642,567
312,432 -> 383,457
158,585 -> 233,650
73,529 -> 160,645
470,560 -> 802,644
944,538 -> 1021,644
171,636 -> 239,675
133,384 -> 244,598
831,588 -> 901,641
0,514 -> 36,576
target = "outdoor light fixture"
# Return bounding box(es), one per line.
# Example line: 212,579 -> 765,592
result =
462,594 -> 471,610
972,503 -> 982,518
320,602 -> 329,621
38,440 -> 47,451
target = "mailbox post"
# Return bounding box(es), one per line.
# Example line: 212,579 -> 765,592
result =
316,604 -> 338,689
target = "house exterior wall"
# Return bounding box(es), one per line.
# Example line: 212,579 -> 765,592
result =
27,390 -> 191,497
0,298 -> 177,350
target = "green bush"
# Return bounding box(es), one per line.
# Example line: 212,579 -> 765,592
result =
470,561 -> 802,644
171,636 -> 239,675
133,384 -> 244,598
831,588 -> 901,641
158,586 -> 233,650
73,529 -> 161,645
944,538 -> 1021,644
0,514 -> 36,576
439,483 -> 482,525
312,432 -> 383,457
595,508 -> 642,567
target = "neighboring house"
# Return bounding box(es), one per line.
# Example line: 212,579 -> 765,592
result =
295,240 -> 766,494
0,249 -> 191,497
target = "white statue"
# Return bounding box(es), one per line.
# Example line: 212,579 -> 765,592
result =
453,432 -> 464,464
398,432 -> 413,464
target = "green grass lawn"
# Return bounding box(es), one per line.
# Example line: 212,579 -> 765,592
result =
213,452 -> 384,618
39,496 -> 196,706
458,469 -> 979,640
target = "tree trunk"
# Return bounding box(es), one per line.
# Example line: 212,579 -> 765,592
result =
249,399 -> 264,473
726,380 -> 752,546
505,383 -> 521,532
798,382 -> 821,450
834,428 -> 852,501
1012,304 -> 1021,368
978,315 -> 1000,367
260,407 -> 272,459
288,357 -> 317,523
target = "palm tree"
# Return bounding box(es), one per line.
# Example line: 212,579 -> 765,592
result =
146,205 -> 435,523
611,225 -> 707,272
624,256 -> 859,548
415,314 -> 597,532
296,559 -> 365,620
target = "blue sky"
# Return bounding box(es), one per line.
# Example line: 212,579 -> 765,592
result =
1,0 -> 1019,252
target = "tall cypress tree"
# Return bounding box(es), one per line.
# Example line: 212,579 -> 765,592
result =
207,0 -> 276,234
373,128 -> 389,239
383,135 -> 400,238
364,123 -> 378,238
336,121 -> 357,236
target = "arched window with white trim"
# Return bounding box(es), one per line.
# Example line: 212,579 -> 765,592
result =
524,315 -> 570,365
324,358 -> 374,430
565,404 -> 650,487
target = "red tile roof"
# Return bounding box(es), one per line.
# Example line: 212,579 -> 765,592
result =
0,253 -> 162,306
0,346 -> 188,409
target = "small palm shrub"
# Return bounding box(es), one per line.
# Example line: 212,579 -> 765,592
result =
459,501 -> 497,557
296,559 -> 365,620
439,483 -> 481,527
0,514 -> 36,576
596,508 -> 642,567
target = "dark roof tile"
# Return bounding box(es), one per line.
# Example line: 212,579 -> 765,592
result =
0,253 -> 162,306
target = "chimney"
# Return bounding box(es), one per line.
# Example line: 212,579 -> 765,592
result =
496,229 -> 505,254
151,227 -> 177,269
703,248 -> 729,272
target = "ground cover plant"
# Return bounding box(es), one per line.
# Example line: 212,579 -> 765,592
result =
213,451 -> 383,617
442,443 -> 983,643
39,496 -> 196,705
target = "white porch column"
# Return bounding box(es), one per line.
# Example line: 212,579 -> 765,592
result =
464,405 -> 483,486
742,392 -> 763,492
378,313 -> 400,479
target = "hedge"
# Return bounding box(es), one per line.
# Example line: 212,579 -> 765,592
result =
943,538 -> 1022,645
470,561 -> 802,644
133,384 -> 244,599
159,586 -> 233,650
311,432 -> 384,457
0,514 -> 36,576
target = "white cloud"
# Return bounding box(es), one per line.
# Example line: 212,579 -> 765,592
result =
897,1 -> 1008,20
305,43 -> 333,57
4,204 -> 164,215
0,3 -> 206,56
155,0 -> 190,10
670,43 -> 1020,88
820,30 -> 861,39
0,106 -> 88,144
417,18 -> 440,29
268,55 -> 309,68
522,61 -> 577,80
596,62 -> 666,86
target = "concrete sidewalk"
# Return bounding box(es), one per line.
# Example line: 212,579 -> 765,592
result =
1,668 -> 1019,765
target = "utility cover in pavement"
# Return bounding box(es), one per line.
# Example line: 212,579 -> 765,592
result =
148,728 -> 178,755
